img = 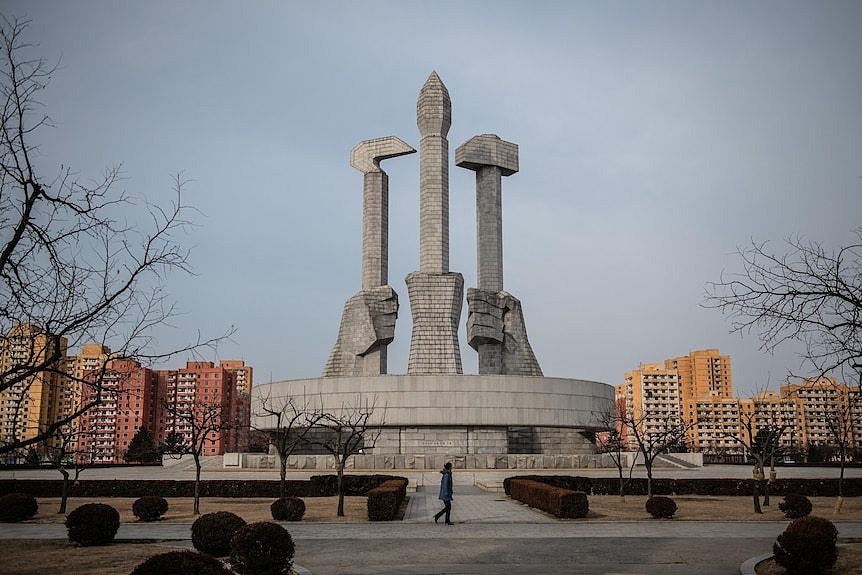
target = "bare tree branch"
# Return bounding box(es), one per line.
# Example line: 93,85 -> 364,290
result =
0,17 -> 234,456
704,229 -> 862,383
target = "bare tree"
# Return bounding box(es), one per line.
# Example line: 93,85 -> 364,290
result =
720,404 -> 789,514
593,398 -> 634,501
704,230 -> 862,383
252,390 -> 319,498
621,411 -> 693,497
0,17 -> 230,457
41,424 -> 97,513
823,369 -> 861,511
161,398 -> 231,515
304,395 -> 383,517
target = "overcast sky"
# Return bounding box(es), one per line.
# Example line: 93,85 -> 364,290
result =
5,1 -> 861,396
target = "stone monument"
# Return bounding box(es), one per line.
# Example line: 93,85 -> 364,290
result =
252,72 -> 615,471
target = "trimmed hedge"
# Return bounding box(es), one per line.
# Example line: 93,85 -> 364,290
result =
129,550 -> 233,575
502,476 -> 862,497
132,496 -> 169,521
66,503 -> 120,546
367,478 -> 408,521
508,478 -> 589,518
230,521 -> 295,575
192,511 -> 247,557
0,492 -> 38,522
270,497 -> 305,521
779,494 -> 813,519
773,516 -> 838,574
0,474 -> 408,498
645,496 -> 677,518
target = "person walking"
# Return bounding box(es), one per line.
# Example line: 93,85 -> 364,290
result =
433,461 -> 454,525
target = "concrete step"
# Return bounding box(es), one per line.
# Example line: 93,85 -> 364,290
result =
476,479 -> 504,492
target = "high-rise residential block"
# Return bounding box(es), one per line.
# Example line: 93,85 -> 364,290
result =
781,377 -> 857,448
157,361 -> 247,456
693,398 -> 741,451
77,358 -> 159,464
617,363 -> 682,450
666,349 -> 733,419
740,391 -> 801,450
57,343 -> 113,432
219,359 -> 253,394
0,324 -> 68,452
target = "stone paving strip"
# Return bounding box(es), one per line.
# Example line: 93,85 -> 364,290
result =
2,521 -> 861,542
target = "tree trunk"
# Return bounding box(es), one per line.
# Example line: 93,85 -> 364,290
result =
280,455 -> 287,499
617,464 -> 625,502
645,460 -> 653,498
336,463 -> 345,517
194,455 -> 202,515
753,481 -> 762,514
762,480 -> 770,507
59,467 -> 69,514
836,446 -> 846,513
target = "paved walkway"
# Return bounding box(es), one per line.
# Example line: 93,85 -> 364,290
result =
2,484 -> 861,574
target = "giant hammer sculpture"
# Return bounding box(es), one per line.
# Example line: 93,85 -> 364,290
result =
323,136 -> 415,377
406,72 -> 465,374
456,134 -> 542,376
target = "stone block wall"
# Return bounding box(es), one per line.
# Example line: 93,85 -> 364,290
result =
227,451 -> 623,471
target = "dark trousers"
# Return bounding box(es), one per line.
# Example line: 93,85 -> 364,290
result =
434,500 -> 451,523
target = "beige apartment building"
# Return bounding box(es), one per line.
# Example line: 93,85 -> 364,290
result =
621,349 -> 861,454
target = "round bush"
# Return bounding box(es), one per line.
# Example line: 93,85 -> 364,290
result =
0,492 -> 38,522
645,496 -> 677,519
66,503 -> 120,546
230,521 -> 295,575
132,496 -> 169,522
270,497 -> 305,521
779,493 -> 812,519
773,516 -> 838,574
129,550 -> 233,575
192,511 -> 247,557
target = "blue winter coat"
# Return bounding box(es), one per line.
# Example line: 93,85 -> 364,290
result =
438,468 -> 453,501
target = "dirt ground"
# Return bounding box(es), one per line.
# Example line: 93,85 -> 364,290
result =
26,495 -> 369,523
2,495 -> 861,575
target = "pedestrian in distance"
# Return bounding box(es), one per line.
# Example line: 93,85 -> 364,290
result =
434,461 -> 454,525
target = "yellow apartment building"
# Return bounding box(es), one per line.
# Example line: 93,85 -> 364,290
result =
0,324 -> 68,451
666,349 -> 733,423
220,359 -> 253,394
57,343 -> 113,426
693,398 -> 740,451
738,391 -> 801,451
781,377 -> 858,447
617,363 -> 682,450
